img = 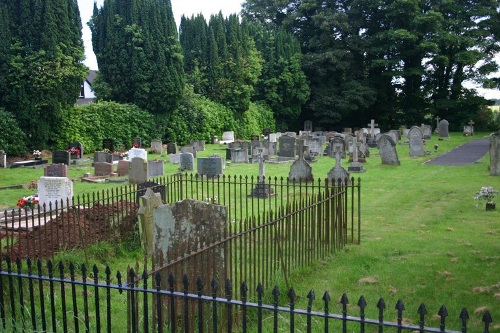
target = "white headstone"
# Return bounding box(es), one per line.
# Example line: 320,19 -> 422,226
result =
169,153 -> 181,164
38,176 -> 74,208
268,133 -> 277,143
128,148 -> 148,161
220,131 -> 235,144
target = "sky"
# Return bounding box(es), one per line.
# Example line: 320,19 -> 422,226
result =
77,0 -> 500,100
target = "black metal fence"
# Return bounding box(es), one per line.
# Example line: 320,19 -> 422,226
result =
0,258 -> 493,332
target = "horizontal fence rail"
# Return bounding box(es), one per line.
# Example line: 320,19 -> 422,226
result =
0,258 -> 493,333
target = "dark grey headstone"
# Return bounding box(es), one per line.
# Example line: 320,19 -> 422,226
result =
180,153 -> 194,171
148,160 -> 164,177
52,150 -> 71,165
197,154 -> 224,177
44,163 -> 68,177
377,134 -> 400,165
438,119 -> 450,138
102,138 -> 114,152
278,135 -> 296,158
230,149 -> 249,163
94,151 -> 113,164
408,126 -> 425,157
190,140 -> 205,152
167,143 -> 177,154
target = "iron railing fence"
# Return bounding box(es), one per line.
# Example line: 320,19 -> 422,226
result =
0,258 -> 493,333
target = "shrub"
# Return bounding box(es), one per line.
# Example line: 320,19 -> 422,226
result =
0,108 -> 28,156
237,102 -> 276,140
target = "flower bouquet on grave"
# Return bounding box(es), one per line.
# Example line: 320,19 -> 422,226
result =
66,147 -> 81,158
16,195 -> 39,210
33,150 -> 42,159
474,186 -> 498,211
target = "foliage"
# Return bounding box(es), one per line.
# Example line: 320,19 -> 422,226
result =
89,0 -> 185,125
0,0 -> 87,149
0,108 -> 27,156
474,186 -> 498,203
53,101 -> 156,152
237,102 -> 276,139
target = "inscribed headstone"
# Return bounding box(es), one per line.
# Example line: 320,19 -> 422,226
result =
348,137 -> 365,173
288,141 -> 313,182
167,143 -> 177,154
94,151 -> 113,164
148,160 -> 164,177
129,157 -> 149,183
169,153 -> 181,164
268,133 -> 277,143
128,148 -> 148,161
94,162 -> 114,176
180,145 -> 197,158
327,146 -> 350,185
151,139 -> 163,154
197,154 -> 224,177
437,119 -> 450,138
377,134 -> 400,165
44,164 -> 68,177
230,149 -> 249,163
490,131 -> 500,175
278,135 -> 296,158
52,150 -> 71,165
180,153 -> 195,171
422,125 -> 432,140
408,126 -> 425,157
37,176 -> 73,208
190,140 -> 205,152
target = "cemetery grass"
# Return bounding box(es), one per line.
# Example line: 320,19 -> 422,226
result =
0,134 -> 499,331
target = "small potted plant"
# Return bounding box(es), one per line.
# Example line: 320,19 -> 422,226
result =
474,186 -> 498,211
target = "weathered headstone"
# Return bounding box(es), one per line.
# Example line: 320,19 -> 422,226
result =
437,119 -> 450,138
117,160 -> 130,176
377,134 -> 400,165
328,136 -> 346,158
348,137 -> 365,173
463,120 -> 475,136
308,137 -> 323,157
137,188 -> 163,255
304,120 -> 313,132
197,154 -> 224,177
180,153 -> 194,171
180,145 -> 197,158
490,131 -> 500,175
102,138 -> 114,152
94,151 -> 113,164
52,150 -> 71,165
408,126 -> 425,157
148,160 -> 164,177
288,140 -> 313,182
268,133 -> 277,143
44,164 -> 68,177
167,143 -> 177,154
190,140 -> 205,152
129,157 -> 149,183
220,131 -> 235,144
151,139 -> 163,154
94,162 -> 114,176
136,181 -> 166,205
132,137 -> 142,148
388,130 -> 400,143
128,148 -> 148,161
230,149 -> 249,163
37,176 -> 74,208
422,124 -> 432,140
169,153 -> 181,164
278,135 -> 296,159
0,150 -> 6,168
327,146 -> 350,184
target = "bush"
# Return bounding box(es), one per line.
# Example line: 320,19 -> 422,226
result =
53,102 -> 156,152
237,102 -> 276,139
0,108 -> 28,156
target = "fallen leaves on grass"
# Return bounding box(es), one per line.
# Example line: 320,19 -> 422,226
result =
358,276 -> 379,284
474,306 -> 489,315
472,283 -> 500,293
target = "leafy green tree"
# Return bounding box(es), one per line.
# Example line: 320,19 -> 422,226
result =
0,0 -> 87,149
90,0 -> 185,125
0,108 -> 27,156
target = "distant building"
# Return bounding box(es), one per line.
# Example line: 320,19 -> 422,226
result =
76,70 -> 97,105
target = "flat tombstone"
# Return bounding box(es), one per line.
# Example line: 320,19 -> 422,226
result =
169,153 -> 181,164
94,151 -> 113,164
408,126 -> 425,157
117,160 -> 130,176
0,150 -> 6,168
438,119 -> 450,138
220,131 -> 235,144
128,148 -> 148,161
278,135 -> 296,158
167,143 -> 177,154
151,139 -> 163,154
52,150 -> 71,165
136,181 -> 166,204
129,157 -> 149,183
94,162 -> 114,176
38,176 -> 73,208
490,131 -> 500,175
190,140 -> 205,152
44,164 -> 68,177
148,160 -> 164,177
304,120 -> 313,132
197,154 -> 224,177
102,138 -> 114,152
132,137 -> 142,148
230,149 -> 249,163
180,153 -> 194,171
377,134 -> 400,165
180,145 -> 197,158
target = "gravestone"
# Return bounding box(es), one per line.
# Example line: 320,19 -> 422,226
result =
211,135 -> 219,144
268,133 -> 277,143
434,116 -> 441,133
304,120 -> 313,132
327,146 -> 350,185
151,139 -> 163,154
422,125 -> 432,140
328,136 -> 346,158
278,135 -> 296,159
180,153 -> 195,171
408,126 -> 425,157
136,181 -> 166,205
169,153 -> 181,164
388,130 -> 400,142
377,134 -> 400,165
0,150 -> 6,168
250,148 -> 274,197
102,138 -> 114,152
128,148 -> 148,161
66,142 -> 83,159
367,119 -> 379,140
463,120 -> 475,136
167,143 -> 177,154
437,119 -> 450,138
132,137 -> 142,148
348,137 -> 365,173
308,137 -> 323,157
129,157 -> 149,183
52,150 -> 71,165
230,149 -> 249,163
490,131 -> 500,175
220,131 -> 235,144
117,160 -> 130,176
37,176 -> 73,208
44,164 -> 68,177
94,151 -> 113,164
190,140 -> 205,152
148,160 -> 164,177
288,140 -> 313,182
197,154 -> 224,178
94,162 -> 114,176
180,145 -> 197,158
137,188 -> 163,255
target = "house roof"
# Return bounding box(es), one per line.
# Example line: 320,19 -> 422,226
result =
86,70 -> 97,85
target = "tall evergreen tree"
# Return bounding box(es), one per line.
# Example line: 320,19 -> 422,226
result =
90,0 -> 184,124
0,0 -> 87,149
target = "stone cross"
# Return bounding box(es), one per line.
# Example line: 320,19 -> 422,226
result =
367,119 -> 378,139
468,120 -> 475,127
296,139 -> 305,160
351,137 -> 360,163
435,116 -> 440,127
256,148 -> 265,183
334,146 -> 342,167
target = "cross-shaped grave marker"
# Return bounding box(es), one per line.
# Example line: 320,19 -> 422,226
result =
367,119 -> 378,139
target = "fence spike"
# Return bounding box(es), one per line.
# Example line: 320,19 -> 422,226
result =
225,279 -> 233,300
169,273 -> 175,289
418,303 -> 427,331
211,278 -> 218,294
341,293 -> 349,306
322,291 -> 330,303
272,285 -> 280,298
377,298 -> 386,310
182,274 -> 189,292
257,283 -> 264,295
307,290 -> 315,304
395,299 -> 405,311
93,264 -> 99,278
116,271 -> 122,294
58,261 -> 64,272
241,282 -> 248,300
197,276 -> 203,292
288,287 -> 297,301
358,295 -> 367,308
459,308 -> 469,333
482,311 -> 492,332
